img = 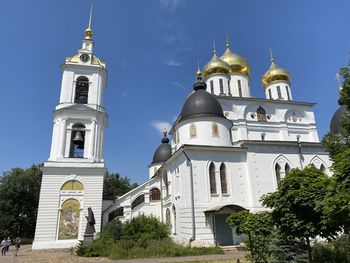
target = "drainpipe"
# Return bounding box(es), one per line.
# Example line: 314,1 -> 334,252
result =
183,150 -> 196,246
160,169 -> 164,222
297,135 -> 303,169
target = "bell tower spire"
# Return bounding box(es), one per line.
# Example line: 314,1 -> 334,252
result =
85,4 -> 94,40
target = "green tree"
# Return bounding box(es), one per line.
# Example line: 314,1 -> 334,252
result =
0,164 -> 42,238
227,211 -> 274,263
261,167 -> 341,262
103,172 -> 138,200
322,60 -> 350,233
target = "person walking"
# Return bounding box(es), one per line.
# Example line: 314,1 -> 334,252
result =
1,238 -> 7,256
14,237 -> 21,257
6,237 -> 11,252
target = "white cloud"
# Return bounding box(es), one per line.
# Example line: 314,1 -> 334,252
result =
160,0 -> 187,11
151,121 -> 172,135
165,59 -> 181,66
170,81 -> 185,89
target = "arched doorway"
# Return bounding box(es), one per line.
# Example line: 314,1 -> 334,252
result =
205,204 -> 247,246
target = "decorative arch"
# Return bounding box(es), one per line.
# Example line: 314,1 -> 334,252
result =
309,155 -> 327,170
74,76 -> 89,104
131,194 -> 145,210
257,106 -> 267,122
58,198 -> 80,240
220,163 -> 228,194
244,104 -> 273,121
150,188 -> 161,201
209,162 -> 216,194
272,155 -> 292,186
61,180 -> 84,191
284,109 -> 309,124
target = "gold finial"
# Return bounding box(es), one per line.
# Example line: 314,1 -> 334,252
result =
85,4 -> 94,40
196,54 -> 202,80
269,48 -> 274,62
226,33 -> 230,48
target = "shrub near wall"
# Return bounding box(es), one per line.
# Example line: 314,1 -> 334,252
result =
76,215 -> 224,259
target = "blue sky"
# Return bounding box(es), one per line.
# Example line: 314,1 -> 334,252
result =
0,0 -> 349,183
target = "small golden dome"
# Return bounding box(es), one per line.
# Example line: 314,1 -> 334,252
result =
85,27 -> 93,40
262,60 -> 291,88
220,46 -> 250,77
203,52 -> 230,78
196,67 -> 202,79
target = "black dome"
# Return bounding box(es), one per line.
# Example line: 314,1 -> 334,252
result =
178,81 -> 224,122
330,105 -> 347,133
151,133 -> 172,165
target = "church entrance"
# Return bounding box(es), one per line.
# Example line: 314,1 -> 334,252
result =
205,204 -> 246,246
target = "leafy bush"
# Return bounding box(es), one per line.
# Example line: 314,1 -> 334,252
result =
77,215 -> 223,259
313,234 -> 350,263
121,214 -> 170,246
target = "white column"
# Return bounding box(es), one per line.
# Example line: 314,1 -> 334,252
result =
99,127 -> 104,162
58,118 -> 67,158
88,119 -> 96,159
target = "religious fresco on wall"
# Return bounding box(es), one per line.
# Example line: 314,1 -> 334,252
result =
58,198 -> 80,240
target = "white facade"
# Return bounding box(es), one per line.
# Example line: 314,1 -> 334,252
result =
33,27 -> 108,249
104,50 -> 330,247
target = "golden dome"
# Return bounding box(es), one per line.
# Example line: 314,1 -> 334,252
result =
262,60 -> 291,88
220,46 -> 250,77
203,52 -> 230,78
65,54 -> 106,68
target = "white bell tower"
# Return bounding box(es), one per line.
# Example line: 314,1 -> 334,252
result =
33,7 -> 108,249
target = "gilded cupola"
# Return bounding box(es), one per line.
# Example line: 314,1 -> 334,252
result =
203,40 -> 230,78
262,49 -> 291,88
220,34 -> 250,77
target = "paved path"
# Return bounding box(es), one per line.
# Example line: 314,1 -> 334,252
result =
0,245 -> 245,263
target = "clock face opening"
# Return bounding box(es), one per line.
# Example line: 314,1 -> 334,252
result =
80,54 -> 90,63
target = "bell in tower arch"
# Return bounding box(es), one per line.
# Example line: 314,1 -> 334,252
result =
73,131 -> 84,149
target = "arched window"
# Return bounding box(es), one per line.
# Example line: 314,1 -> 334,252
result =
150,188 -> 161,201
275,163 -> 281,185
166,208 -> 171,226
212,123 -> 219,137
285,163 -> 291,175
69,123 -> 85,158
320,164 -> 326,173
209,162 -> 216,194
61,180 -> 84,191
108,207 -> 124,221
257,106 -> 267,122
74,76 -> 89,104
172,205 -> 177,234
58,198 -> 80,240
190,123 -> 197,138
131,194 -> 145,209
220,163 -> 228,194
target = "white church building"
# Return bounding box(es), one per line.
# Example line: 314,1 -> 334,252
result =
33,16 -> 331,249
